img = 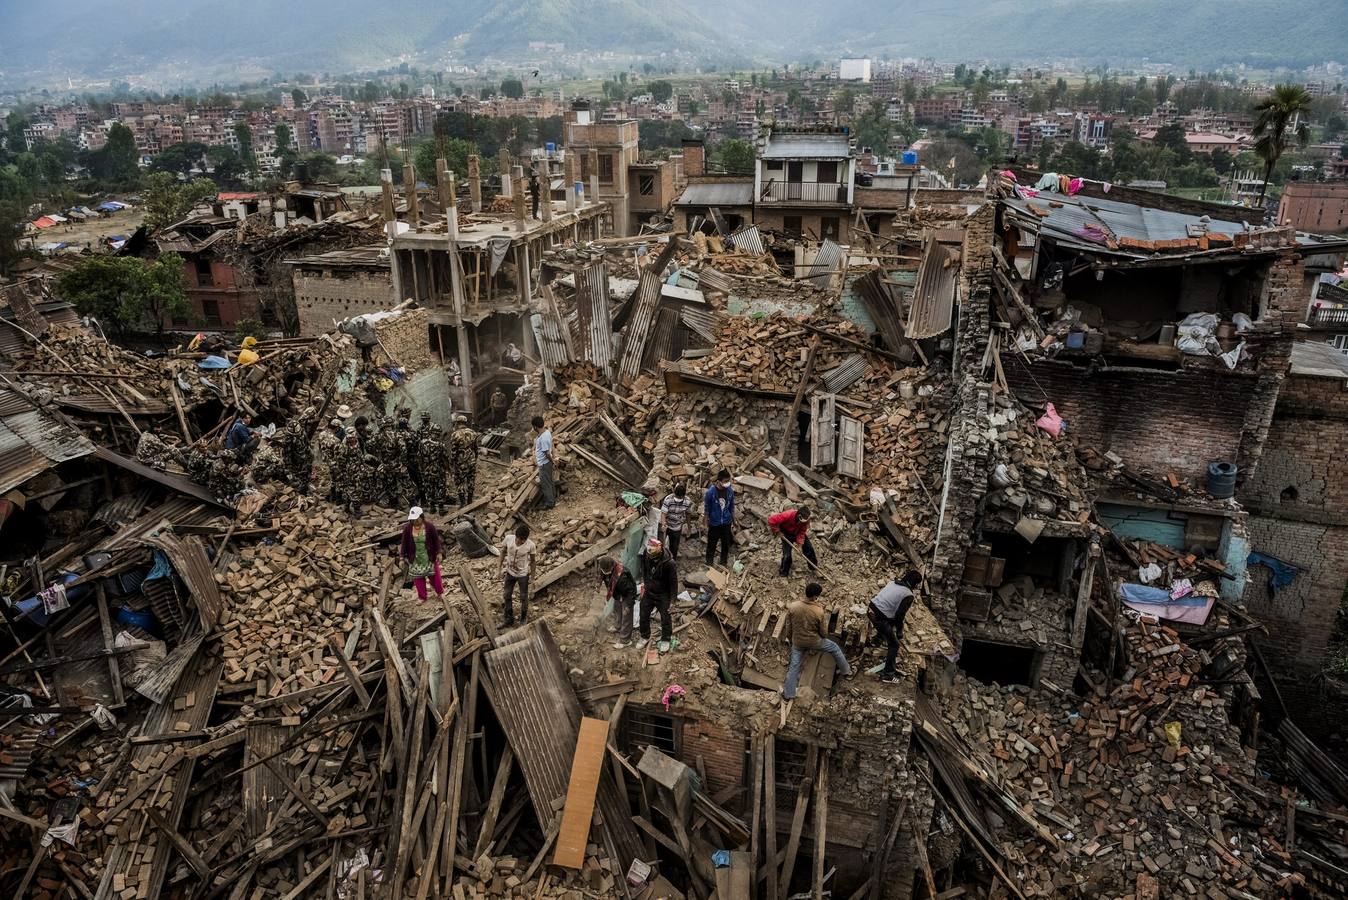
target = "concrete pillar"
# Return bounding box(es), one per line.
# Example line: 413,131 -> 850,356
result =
564,153 -> 578,213
468,155 -> 482,213
538,158 -> 553,223
499,148 -> 513,198
513,172 -> 528,230
612,147 -> 630,237
438,157 -> 472,409
380,168 -> 402,305
403,163 -> 420,230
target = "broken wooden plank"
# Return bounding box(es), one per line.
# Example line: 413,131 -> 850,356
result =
553,717 -> 610,868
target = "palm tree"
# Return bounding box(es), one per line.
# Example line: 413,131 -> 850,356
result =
1252,84 -> 1312,206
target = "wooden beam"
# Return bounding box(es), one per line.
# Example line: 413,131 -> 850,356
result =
764,735 -> 779,900
457,563 -> 500,645
328,635 -> 372,709
813,754 -> 828,900
530,520 -> 631,596
146,808 -> 210,879
777,334 -> 821,461
262,758 -> 331,828
779,746 -> 818,899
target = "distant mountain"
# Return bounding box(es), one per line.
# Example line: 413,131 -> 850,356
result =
1,0 -> 1342,88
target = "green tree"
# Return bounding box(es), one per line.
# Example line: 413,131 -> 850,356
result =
151,141 -> 209,176
91,122 -> 140,184
1253,84 -> 1313,205
0,200 -> 32,277
298,152 -> 338,181
5,113 -> 29,157
233,123 -> 256,177
500,78 -> 525,99
291,88 -> 307,107
1152,122 -> 1193,165
206,145 -> 247,187
142,172 -> 219,232
853,100 -> 894,154
648,80 -> 674,103
273,123 -> 298,177
714,138 -> 755,175
413,137 -> 478,185
58,254 -> 190,336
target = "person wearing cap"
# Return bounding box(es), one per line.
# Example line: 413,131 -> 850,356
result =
600,555 -> 638,648
638,537 -> 678,653
532,416 -> 556,510
400,507 -> 445,603
449,414 -> 480,506
768,505 -> 816,577
868,571 -> 921,684
781,582 -> 852,701
500,522 -> 536,626
703,469 -> 735,568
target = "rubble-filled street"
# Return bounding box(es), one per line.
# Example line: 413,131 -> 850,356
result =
3,125 -> 1348,900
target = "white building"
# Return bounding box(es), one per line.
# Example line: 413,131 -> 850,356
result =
839,58 -> 872,83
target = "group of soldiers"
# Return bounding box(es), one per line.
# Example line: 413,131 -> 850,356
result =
135,404 -> 480,515
318,408 -> 480,514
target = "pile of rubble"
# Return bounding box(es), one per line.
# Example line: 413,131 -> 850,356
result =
944,621 -> 1307,898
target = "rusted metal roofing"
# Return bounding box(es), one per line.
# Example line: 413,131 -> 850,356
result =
905,236 -> 961,340
141,532 -> 222,630
93,445 -> 228,509
0,388 -> 95,495
484,620 -> 645,874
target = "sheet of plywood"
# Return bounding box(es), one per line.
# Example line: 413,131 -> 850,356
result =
553,717 -> 609,869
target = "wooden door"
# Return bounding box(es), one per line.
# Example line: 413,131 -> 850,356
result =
811,393 -> 836,468
837,415 -> 864,479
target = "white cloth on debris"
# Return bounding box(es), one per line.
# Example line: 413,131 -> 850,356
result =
91,703 -> 118,731
41,820 -> 80,848
1138,563 -> 1163,584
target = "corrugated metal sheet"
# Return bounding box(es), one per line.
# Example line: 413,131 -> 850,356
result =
616,238 -> 678,386
679,306 -> 724,344
761,133 -> 851,160
806,239 -> 844,287
726,224 -> 765,256
574,258 -> 613,378
696,266 -> 734,295
1002,194 -> 1262,256
484,620 -> 645,874
642,306 -> 682,372
673,182 -> 755,208
854,270 -> 913,362
142,533 -> 222,630
0,390 -> 95,494
906,237 -> 960,340
821,354 -> 868,393
91,486 -> 153,528
55,395 -> 171,416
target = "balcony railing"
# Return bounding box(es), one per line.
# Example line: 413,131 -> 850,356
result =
760,180 -> 847,204
1308,305 -> 1348,327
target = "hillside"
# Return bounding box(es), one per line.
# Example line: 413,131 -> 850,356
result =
1,0 -> 1342,87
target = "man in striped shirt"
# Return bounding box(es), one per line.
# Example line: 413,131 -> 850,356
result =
660,483 -> 694,559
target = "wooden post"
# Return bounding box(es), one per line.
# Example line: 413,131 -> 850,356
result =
513,171 -> 528,230
403,163 -> 420,229
812,754 -> 828,899
764,736 -> 779,900
778,334 -> 822,462
439,157 -> 473,411
468,155 -> 482,213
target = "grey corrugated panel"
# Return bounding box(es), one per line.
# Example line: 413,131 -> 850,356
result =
142,533 -> 222,630
484,620 -> 645,874
0,388 -> 34,417
673,181 -> 755,207
534,309 -> 573,371
906,239 -> 960,340
92,485 -> 153,528
854,269 -> 910,358
821,354 -> 868,393
807,239 -> 844,285
696,266 -> 734,295
574,259 -> 613,377
54,395 -> 172,416
1290,341 -> 1348,379
679,306 -> 724,344
726,224 -> 765,256
642,306 -> 681,372
617,239 -> 678,385
1003,194 -> 1249,250
0,396 -> 94,494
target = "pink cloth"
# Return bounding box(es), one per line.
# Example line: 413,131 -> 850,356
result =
1123,595 -> 1214,626
1067,177 -> 1084,195
413,561 -> 444,601
1035,403 -> 1064,437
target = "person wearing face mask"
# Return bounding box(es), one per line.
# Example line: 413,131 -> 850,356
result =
703,468 -> 735,568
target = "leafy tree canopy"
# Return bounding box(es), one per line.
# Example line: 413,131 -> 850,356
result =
58,253 -> 190,335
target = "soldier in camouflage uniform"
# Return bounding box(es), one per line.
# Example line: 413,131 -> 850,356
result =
248,438 -> 287,485
135,425 -> 176,471
334,434 -> 374,514
278,420 -> 314,489
310,418 -> 345,500
395,412 -> 422,506
448,414 -> 480,506
207,449 -> 244,500
183,442 -> 214,485
416,415 -> 450,511
367,416 -> 401,507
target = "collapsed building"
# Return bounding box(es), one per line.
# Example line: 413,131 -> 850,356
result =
3,158 -> 1348,900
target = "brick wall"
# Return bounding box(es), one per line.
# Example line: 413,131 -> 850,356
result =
372,307 -> 434,372
1258,253 -> 1308,331
680,717 -> 746,798
1243,416 -> 1348,520
1001,358 -> 1265,485
294,268 -> 394,336
1275,373 -> 1348,419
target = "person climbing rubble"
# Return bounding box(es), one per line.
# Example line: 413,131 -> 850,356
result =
659,482 -> 694,559
500,522 -> 536,627
600,555 -> 638,648
637,537 -> 678,653
769,505 -> 816,577
702,469 -> 735,568
399,506 -> 444,603
868,570 -> 922,683
781,582 -> 852,701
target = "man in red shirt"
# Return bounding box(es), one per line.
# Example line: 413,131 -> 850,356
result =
768,505 -> 816,577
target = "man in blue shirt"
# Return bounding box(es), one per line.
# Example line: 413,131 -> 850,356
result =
532,415 -> 556,509
702,468 -> 735,567
224,413 -> 257,460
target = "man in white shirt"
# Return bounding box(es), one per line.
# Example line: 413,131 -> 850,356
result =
500,522 -> 537,626
532,415 -> 556,509
868,571 -> 921,683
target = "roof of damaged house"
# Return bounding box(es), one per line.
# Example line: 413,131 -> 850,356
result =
760,131 -> 852,160
671,180 -> 755,208
284,245 -> 390,270
0,385 -> 95,495
1289,339 -> 1348,379
1001,193 -> 1348,260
